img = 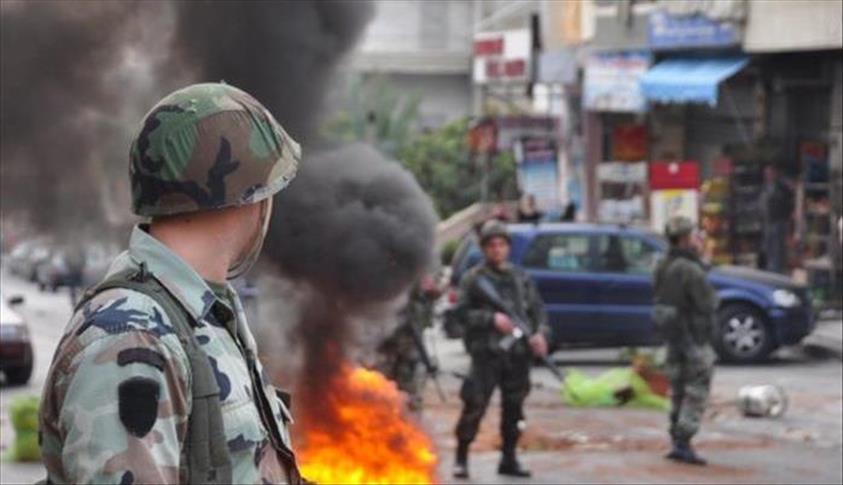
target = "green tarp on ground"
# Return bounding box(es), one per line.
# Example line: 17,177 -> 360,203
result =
561,368 -> 670,411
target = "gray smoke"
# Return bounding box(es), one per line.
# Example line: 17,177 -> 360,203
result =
265,144 -> 437,443
0,1 -> 154,232
170,0 -> 374,144
269,144 -> 438,307
1,0 -> 374,232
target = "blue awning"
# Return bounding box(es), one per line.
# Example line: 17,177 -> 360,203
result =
640,57 -> 749,106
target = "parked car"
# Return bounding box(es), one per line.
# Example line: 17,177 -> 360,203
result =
7,240 -> 52,282
444,223 -> 816,363
0,294 -> 34,385
36,246 -> 86,292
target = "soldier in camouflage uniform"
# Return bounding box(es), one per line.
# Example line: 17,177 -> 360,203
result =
452,221 -> 550,479
39,83 -> 301,484
375,275 -> 441,412
652,216 -> 719,466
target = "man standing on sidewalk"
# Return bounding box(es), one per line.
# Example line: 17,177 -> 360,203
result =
759,164 -> 794,274
452,221 -> 550,479
653,216 -> 719,466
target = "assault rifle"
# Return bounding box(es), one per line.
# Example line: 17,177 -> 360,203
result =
475,276 -> 566,383
404,317 -> 447,402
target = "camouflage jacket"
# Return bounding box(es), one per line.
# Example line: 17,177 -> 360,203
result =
456,262 -> 549,358
39,225 -> 294,484
653,248 -> 719,367
379,283 -> 437,359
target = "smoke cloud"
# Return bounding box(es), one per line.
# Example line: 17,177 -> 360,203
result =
0,1 -> 156,232
1,0 -> 374,232
263,145 -> 437,448
268,144 -> 438,306
169,0 -> 374,145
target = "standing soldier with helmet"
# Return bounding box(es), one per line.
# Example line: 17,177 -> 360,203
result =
375,274 -> 442,412
652,215 -> 719,466
39,83 -> 302,484
452,220 -> 550,479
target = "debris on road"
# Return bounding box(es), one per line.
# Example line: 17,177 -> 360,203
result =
3,395 -> 40,462
561,368 -> 670,411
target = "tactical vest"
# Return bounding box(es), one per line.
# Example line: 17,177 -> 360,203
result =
65,266 -> 301,484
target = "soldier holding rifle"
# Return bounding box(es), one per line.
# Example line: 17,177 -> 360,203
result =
452,220 -> 550,479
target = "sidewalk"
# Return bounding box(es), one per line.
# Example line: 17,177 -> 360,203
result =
803,317 -> 843,359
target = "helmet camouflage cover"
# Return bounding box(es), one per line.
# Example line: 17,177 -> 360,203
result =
479,220 -> 511,246
665,215 -> 695,238
129,83 -> 300,217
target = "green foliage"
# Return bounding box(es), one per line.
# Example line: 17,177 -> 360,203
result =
440,239 -> 461,266
323,78 -> 519,219
398,118 -> 518,218
321,75 -> 421,158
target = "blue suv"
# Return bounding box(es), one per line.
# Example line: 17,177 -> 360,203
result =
447,223 -> 816,363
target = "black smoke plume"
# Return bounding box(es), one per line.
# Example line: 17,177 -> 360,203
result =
269,144 -> 438,307
1,0 -> 374,232
266,144 -> 437,448
0,1 -> 150,232
169,0 -> 373,144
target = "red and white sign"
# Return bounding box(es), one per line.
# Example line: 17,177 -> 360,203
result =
473,29 -> 531,85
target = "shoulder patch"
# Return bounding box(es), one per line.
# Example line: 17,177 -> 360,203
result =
117,348 -> 166,371
118,377 -> 160,438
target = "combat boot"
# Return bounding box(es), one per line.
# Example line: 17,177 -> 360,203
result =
667,439 -> 707,466
664,437 -> 682,460
499,441 -> 531,478
452,440 -> 470,479
497,459 -> 532,478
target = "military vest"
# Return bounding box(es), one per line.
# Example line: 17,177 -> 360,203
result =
70,266 -> 300,484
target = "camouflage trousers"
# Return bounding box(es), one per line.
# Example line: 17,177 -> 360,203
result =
667,360 -> 714,442
376,346 -> 425,412
455,353 -> 530,447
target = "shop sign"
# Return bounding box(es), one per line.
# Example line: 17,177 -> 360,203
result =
598,161 -> 648,223
583,51 -> 650,113
648,10 -> 740,49
597,161 -> 648,184
514,137 -> 561,211
473,29 -> 532,85
650,189 -> 699,232
612,123 -> 648,161
494,116 -> 559,152
467,119 -> 497,155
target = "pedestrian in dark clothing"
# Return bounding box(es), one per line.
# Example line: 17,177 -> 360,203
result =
561,201 -> 577,222
759,165 -> 794,274
517,194 -> 543,224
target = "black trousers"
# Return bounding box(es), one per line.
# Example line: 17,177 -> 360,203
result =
455,353 -> 531,448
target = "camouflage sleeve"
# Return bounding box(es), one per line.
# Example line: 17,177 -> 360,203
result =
686,265 -> 719,316
523,273 -> 550,338
50,290 -> 191,484
455,271 -> 494,330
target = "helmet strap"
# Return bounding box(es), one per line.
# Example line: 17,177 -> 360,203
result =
227,198 -> 272,280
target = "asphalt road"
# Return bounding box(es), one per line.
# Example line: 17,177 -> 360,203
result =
1,268 -> 841,484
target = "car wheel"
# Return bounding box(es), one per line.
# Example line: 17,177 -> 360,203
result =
5,363 -> 33,385
715,304 -> 774,363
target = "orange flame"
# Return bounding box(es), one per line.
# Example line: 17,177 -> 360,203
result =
297,365 -> 438,484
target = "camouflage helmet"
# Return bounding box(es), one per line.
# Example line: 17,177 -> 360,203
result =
665,215 -> 695,238
129,83 -> 300,217
479,220 -> 511,246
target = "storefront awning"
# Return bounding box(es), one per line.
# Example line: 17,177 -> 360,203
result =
640,57 -> 749,106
